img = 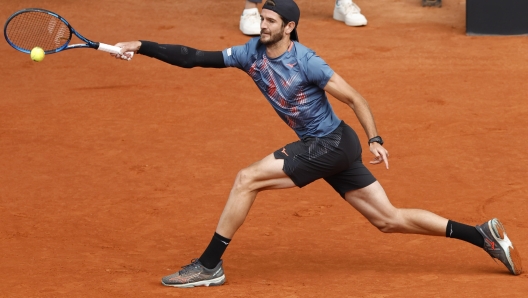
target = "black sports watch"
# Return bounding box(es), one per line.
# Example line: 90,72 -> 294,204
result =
368,136 -> 384,146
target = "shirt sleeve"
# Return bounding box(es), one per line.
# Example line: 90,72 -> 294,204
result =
304,52 -> 335,89
222,38 -> 258,70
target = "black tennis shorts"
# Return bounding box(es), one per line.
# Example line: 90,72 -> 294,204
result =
273,121 -> 376,198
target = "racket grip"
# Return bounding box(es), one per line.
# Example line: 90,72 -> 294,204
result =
97,43 -> 135,59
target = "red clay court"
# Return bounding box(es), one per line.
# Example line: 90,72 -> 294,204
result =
0,0 -> 527,297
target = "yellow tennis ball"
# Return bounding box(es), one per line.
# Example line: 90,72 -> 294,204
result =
30,47 -> 45,62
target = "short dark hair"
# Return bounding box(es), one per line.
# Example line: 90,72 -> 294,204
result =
280,15 -> 289,29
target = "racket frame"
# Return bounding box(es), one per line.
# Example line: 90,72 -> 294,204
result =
4,8 -> 124,55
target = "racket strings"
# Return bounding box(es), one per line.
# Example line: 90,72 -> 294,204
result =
5,11 -> 71,52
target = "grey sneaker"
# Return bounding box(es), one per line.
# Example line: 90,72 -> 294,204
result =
476,218 -> 522,275
161,259 -> 225,288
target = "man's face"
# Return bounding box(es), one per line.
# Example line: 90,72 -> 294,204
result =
260,9 -> 286,46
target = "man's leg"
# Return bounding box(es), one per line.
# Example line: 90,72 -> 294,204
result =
344,181 -> 448,235
215,153 -> 295,238
162,153 -> 295,288
244,0 -> 259,9
344,181 -> 522,275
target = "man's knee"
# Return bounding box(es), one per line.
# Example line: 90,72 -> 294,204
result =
370,210 -> 403,233
374,221 -> 399,233
233,167 -> 256,192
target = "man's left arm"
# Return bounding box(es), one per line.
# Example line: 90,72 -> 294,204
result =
109,40 -> 226,68
324,73 -> 389,169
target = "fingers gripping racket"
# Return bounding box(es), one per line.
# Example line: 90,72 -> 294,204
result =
4,8 -> 132,58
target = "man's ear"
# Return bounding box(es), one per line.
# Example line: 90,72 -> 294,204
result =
285,21 -> 296,34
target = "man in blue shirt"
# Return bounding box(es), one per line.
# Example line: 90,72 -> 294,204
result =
112,0 -> 522,288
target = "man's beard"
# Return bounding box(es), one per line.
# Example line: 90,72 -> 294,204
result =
260,28 -> 284,46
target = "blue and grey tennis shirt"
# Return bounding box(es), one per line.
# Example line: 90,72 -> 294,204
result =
222,37 -> 342,139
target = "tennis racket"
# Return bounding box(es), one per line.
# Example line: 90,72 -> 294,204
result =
4,8 -> 132,59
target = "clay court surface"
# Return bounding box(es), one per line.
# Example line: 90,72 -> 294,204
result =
1,0 -> 527,297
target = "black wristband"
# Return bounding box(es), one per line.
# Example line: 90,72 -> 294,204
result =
368,136 -> 384,146
137,40 -> 226,68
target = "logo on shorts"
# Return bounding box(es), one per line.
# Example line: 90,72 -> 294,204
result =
281,147 -> 288,156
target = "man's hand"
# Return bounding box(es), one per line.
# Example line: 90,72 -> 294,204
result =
369,143 -> 389,169
111,41 -> 142,60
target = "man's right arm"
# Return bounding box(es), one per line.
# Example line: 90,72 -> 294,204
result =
324,73 -> 389,169
112,40 -> 226,68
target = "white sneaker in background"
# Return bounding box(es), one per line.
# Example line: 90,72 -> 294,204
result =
240,8 -> 261,35
333,0 -> 367,27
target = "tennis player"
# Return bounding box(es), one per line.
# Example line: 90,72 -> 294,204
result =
112,0 -> 522,287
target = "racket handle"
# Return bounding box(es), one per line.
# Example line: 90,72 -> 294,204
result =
97,43 -> 135,59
